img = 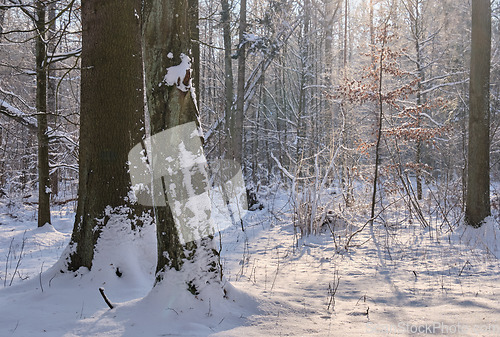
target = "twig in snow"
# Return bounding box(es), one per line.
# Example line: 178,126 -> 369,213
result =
458,260 -> 472,277
270,248 -> 280,292
327,269 -> 340,311
9,231 -> 27,286
79,301 -> 85,319
99,287 -> 114,309
207,298 -> 212,317
11,320 -> 19,334
167,308 -> 179,315
39,262 -> 44,292
4,237 -> 14,287
49,273 -> 56,287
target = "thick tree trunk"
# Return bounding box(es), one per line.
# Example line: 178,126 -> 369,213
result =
35,1 -> 51,228
142,0 -> 219,287
466,0 -> 491,227
68,0 -> 145,270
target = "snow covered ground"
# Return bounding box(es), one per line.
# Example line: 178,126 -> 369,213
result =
1,192 -> 500,336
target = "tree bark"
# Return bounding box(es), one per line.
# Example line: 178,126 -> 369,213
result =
35,0 -> 51,228
68,0 -> 145,270
466,0 -> 491,227
189,0 -> 200,103
234,0 -> 247,165
369,0 -> 375,63
47,1 -> 58,197
142,0 -> 219,287
343,0 -> 348,67
222,0 -> 234,150
0,1 -> 5,41
411,0 -> 425,200
297,0 -> 310,174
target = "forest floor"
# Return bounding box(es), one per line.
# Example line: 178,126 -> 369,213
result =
0,190 -> 499,336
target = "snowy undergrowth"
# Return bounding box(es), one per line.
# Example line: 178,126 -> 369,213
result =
215,212 -> 500,336
0,195 -> 261,337
1,192 -> 500,336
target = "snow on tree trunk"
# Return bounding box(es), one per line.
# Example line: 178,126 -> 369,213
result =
141,0 -> 220,292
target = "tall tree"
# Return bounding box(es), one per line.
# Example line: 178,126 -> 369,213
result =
403,0 -> 426,200
222,0 -> 234,145
234,0 -> 247,167
466,0 -> 491,227
67,0 -> 145,270
35,0 -> 51,227
47,1 -> 59,197
142,0 -> 220,289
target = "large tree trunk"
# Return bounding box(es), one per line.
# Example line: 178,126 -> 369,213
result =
142,0 -> 219,289
35,0 -> 51,228
466,0 -> 491,227
68,0 -> 145,270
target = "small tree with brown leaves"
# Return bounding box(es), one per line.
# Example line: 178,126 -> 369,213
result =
337,22 -> 448,226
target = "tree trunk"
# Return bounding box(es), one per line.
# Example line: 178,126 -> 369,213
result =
234,0 -> 247,166
343,0 -> 348,67
297,0 -> 310,175
413,0 -> 424,201
222,0 -> 234,149
142,0 -> 219,288
0,1 -> 5,41
68,0 -> 145,270
466,0 -> 491,227
35,0 -> 51,228
47,1 -> 58,198
369,0 -> 375,62
370,26 -> 387,225
189,0 -> 200,103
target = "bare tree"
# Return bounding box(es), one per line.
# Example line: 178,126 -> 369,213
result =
35,0 -> 51,227
233,0 -> 247,166
466,0 -> 491,227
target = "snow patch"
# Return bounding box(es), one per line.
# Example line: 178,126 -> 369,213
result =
458,217 -> 500,258
163,53 -> 192,92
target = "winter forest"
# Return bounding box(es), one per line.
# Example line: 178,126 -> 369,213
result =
0,0 -> 500,336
